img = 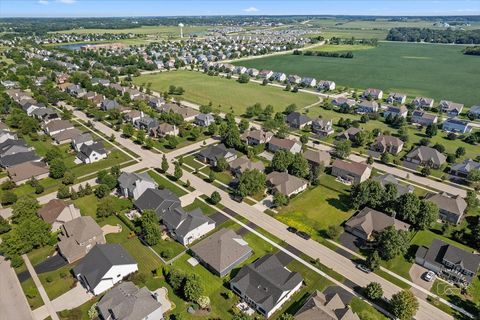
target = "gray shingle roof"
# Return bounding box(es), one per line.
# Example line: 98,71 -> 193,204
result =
163,208 -> 215,239
97,282 -> 163,320
0,151 -> 40,167
425,192 -> 467,217
372,173 -> 414,196
230,254 -> 303,314
134,188 -> 180,218
73,244 -> 136,290
197,143 -> 235,162
118,172 -> 155,193
406,146 -> 447,166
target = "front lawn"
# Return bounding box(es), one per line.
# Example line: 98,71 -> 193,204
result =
147,170 -> 188,197
277,175 -> 354,240
38,264 -> 76,300
184,199 -> 217,215
350,297 -> 389,320
20,277 -> 44,310
181,154 -> 206,170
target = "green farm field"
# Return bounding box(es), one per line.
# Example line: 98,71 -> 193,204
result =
50,25 -> 211,37
234,42 -> 480,106
133,70 -> 318,114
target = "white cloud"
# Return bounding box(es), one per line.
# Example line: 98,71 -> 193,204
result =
38,0 -> 49,5
244,6 -> 259,13
57,0 -> 76,3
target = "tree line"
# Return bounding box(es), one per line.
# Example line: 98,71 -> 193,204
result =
386,27 -> 480,44
463,46 -> 480,56
293,49 -> 354,58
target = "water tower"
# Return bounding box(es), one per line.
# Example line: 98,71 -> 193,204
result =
178,23 -> 184,38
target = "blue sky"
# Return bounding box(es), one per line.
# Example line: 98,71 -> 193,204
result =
1,1 -> 479,17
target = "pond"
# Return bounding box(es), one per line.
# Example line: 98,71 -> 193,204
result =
57,42 -> 99,50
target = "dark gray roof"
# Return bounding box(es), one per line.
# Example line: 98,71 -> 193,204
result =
78,142 -> 107,159
163,208 -> 215,239
417,239 -> 480,275
230,254 -> 303,314
97,282 -> 162,320
73,244 -> 136,290
134,188 -> 180,218
286,112 -> 311,127
451,159 -> 480,175
0,151 -> 40,167
72,133 -> 93,145
406,146 -> 447,166
197,143 -> 235,162
372,173 -> 414,196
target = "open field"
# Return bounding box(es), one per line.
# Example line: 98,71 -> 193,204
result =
50,25 -> 211,36
309,44 -> 375,52
234,42 -> 480,106
132,70 -> 318,114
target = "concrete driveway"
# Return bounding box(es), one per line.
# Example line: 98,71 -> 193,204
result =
51,282 -> 93,312
409,264 -> 434,294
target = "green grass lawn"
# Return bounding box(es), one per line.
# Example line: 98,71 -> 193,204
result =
277,175 -> 354,240
234,42 -> 480,106
199,167 -> 233,186
184,199 -> 217,215
181,154 -> 206,170
310,44 -> 375,52
20,277 -> 44,310
38,264 -> 77,300
431,279 -> 480,316
147,170 -> 188,197
132,70 -> 318,115
350,297 -> 389,320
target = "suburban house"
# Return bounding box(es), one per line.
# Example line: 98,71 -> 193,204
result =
148,96 -> 165,109
274,72 -> 287,82
294,290 -> 360,320
44,120 -> 74,136
230,254 -> 303,318
439,100 -> 464,117
101,99 -> 121,111
7,161 -> 49,184
412,97 -> 434,109
336,127 -> 362,142
468,105 -> 480,119
363,88 -> 383,100
416,239 -> 480,286
386,92 -> 407,104
241,129 -> 273,145
411,110 -> 438,126
229,156 -> 265,177
0,129 -> 16,144
405,146 -> 447,169
31,108 -> 60,124
235,66 -> 247,74
72,133 -> 94,152
301,77 -> 317,87
248,68 -> 259,77
450,159 -> 480,179
73,244 -> 138,295
286,112 -> 312,129
38,199 -> 81,232
91,78 -> 110,86
159,103 -> 199,122
268,137 -> 302,154
288,75 -> 302,84
345,207 -> 410,241
317,80 -> 336,91
370,135 -> 404,155
311,118 -> 334,136
57,216 -> 106,263
162,207 -> 216,246
190,228 -> 253,277
331,159 -> 372,184
259,69 -> 274,79
150,123 -> 179,138
118,172 -> 157,200
0,139 -> 31,158
123,110 -> 144,123
372,173 -> 414,197
303,149 -> 331,167
425,192 -> 467,225
52,128 -> 83,145
266,171 -> 308,197
0,151 -> 41,168
76,142 -> 108,164
356,100 -> 379,113
134,188 -> 181,219
442,118 -> 472,134
97,281 -> 164,320
196,143 -> 237,166
194,113 -> 215,127
135,116 -> 158,131
332,97 -> 356,108
384,105 -> 408,119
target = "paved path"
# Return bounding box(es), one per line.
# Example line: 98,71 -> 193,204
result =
0,256 -> 34,320
23,255 -> 60,320
59,106 -> 465,320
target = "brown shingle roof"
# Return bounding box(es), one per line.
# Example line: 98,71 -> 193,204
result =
7,161 -> 49,183
38,199 -> 68,224
332,159 -> 370,176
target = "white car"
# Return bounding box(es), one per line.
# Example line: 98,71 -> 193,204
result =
424,271 -> 436,282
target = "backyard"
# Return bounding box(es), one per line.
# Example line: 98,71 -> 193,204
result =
234,42 -> 480,106
132,70 -> 318,115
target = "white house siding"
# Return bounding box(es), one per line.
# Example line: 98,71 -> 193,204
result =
290,143 -> 302,154
264,281 -> 302,318
132,181 -> 157,200
91,264 -> 138,295
181,223 -> 216,246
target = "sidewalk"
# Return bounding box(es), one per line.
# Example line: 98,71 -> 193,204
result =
0,256 -> 33,320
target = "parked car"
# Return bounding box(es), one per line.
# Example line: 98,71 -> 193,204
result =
356,263 -> 371,273
297,231 -> 311,240
231,194 -> 243,203
287,226 -> 298,233
424,271 -> 436,282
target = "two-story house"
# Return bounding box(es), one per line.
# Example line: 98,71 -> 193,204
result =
370,135 -> 404,155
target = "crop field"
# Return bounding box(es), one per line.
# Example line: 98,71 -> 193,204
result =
309,44 -> 375,52
50,25 -> 211,37
133,70 -> 318,114
234,42 -> 480,106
